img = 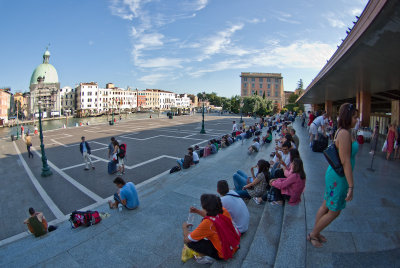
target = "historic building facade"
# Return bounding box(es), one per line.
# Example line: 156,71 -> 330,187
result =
240,72 -> 285,109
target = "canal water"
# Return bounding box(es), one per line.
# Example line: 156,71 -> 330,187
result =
1,112 -> 166,139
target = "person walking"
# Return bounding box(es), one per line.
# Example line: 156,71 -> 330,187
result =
385,123 -> 397,160
26,133 -> 33,158
308,103 -> 358,248
79,136 -> 95,170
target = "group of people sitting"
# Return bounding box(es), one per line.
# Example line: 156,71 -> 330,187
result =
181,116 -> 306,264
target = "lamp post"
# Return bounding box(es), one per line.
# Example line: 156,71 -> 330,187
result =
16,101 -> 20,140
240,98 -> 244,123
111,97 -> 115,125
200,93 -> 206,134
37,77 -> 52,177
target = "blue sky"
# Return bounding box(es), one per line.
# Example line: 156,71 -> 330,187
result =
0,0 -> 368,97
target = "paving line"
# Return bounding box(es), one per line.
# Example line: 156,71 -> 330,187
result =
31,147 -> 103,203
125,155 -> 179,169
61,159 -> 102,171
12,142 -> 65,220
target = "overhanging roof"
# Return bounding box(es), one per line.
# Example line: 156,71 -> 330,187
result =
297,0 -> 400,106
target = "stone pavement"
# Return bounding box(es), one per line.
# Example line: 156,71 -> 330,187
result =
0,118 -> 399,267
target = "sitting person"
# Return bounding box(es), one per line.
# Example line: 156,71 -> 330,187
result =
267,158 -> 306,205
233,159 -> 270,204
194,145 -> 203,158
262,129 -> 273,144
177,149 -> 194,169
182,194 -> 241,264
217,180 -> 249,234
227,135 -> 234,145
248,138 -> 260,154
209,140 -> 217,154
290,128 -> 300,149
24,207 -> 48,237
191,147 -> 200,164
108,177 -> 139,210
270,141 -> 291,178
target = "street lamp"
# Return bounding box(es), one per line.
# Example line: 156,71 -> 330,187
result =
37,77 -> 53,177
200,93 -> 206,134
111,97 -> 115,125
240,98 -> 244,123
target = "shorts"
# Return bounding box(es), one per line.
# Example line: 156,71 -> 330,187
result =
187,240 -> 221,260
309,123 -> 318,135
118,157 -> 125,165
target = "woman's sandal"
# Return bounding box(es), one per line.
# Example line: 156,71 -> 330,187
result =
307,233 -> 323,248
318,234 -> 327,243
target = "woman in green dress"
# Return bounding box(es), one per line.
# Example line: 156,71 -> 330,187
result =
308,103 -> 359,248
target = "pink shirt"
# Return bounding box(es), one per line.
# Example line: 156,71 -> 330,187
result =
271,173 -> 305,205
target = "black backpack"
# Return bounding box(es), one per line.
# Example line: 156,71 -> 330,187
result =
170,165 -> 181,173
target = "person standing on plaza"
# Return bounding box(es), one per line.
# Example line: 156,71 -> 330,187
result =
108,137 -> 116,159
232,121 -> 238,137
308,103 -> 358,248
369,121 -> 380,155
385,123 -> 397,160
21,125 -> 24,140
26,133 -> 33,158
79,136 -> 95,170
34,125 -> 38,135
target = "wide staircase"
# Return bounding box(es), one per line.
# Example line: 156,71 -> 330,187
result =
0,121 -> 307,267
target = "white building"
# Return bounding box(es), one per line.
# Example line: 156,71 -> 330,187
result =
60,86 -> 76,115
159,90 -> 175,110
173,94 -> 191,108
75,82 -> 99,117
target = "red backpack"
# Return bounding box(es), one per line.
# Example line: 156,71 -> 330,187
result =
118,143 -> 127,158
69,211 -> 102,228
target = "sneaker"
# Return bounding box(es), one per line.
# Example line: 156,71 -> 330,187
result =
253,197 -> 261,205
92,166 -> 95,170
84,168 -> 90,171
195,256 -> 215,264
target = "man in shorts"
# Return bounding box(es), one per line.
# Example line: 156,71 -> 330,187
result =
309,112 -> 327,146
108,177 -> 139,210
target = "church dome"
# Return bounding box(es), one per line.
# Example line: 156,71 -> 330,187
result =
30,49 -> 59,85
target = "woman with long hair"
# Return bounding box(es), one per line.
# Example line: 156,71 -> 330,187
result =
269,158 -> 306,206
232,159 -> 270,204
308,103 -> 358,248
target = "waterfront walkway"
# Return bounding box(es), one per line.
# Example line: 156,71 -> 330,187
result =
0,118 -> 399,267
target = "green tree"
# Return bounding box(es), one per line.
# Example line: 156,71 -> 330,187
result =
297,79 -> 304,90
230,95 -> 241,114
242,95 -> 272,116
262,91 -> 266,99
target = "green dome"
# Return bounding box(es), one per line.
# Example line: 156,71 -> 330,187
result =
30,63 -> 59,85
30,49 -> 59,85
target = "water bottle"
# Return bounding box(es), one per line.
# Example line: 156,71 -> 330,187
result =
118,203 -> 123,212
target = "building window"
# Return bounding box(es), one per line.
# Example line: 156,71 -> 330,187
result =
275,84 -> 279,89
259,84 -> 262,88
275,91 -> 278,97
81,92 -> 84,96
259,78 -> 263,82
268,84 -> 271,89
251,90 -> 255,95
252,83 -> 255,88
275,78 -> 279,82
243,83 -> 247,88
259,90 -> 263,95
267,78 -> 271,82
267,91 -> 270,96
251,78 -> 255,82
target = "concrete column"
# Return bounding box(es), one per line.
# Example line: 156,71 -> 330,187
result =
325,100 -> 333,117
392,100 -> 400,125
358,90 -> 371,127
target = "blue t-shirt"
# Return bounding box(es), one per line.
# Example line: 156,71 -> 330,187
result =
120,182 -> 139,209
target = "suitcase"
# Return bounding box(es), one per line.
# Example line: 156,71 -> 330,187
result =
357,135 -> 364,144
108,160 -> 117,174
312,135 -> 328,152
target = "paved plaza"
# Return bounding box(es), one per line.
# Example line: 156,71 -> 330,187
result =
1,115 -> 252,243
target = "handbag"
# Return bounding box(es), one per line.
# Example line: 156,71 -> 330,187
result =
323,129 -> 344,177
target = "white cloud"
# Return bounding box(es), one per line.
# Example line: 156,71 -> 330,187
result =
326,12 -> 346,28
195,0 -> 208,11
138,73 -> 169,85
136,57 -> 183,68
109,0 -> 144,20
350,8 -> 362,16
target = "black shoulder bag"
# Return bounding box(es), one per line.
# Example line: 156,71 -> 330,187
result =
323,129 -> 345,177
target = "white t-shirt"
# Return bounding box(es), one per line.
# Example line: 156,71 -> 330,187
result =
232,123 -> 238,132
252,142 -> 260,151
192,151 -> 199,162
221,190 -> 249,233
273,151 -> 291,167
313,116 -> 326,127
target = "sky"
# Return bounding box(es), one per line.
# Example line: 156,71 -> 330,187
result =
0,0 -> 368,97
